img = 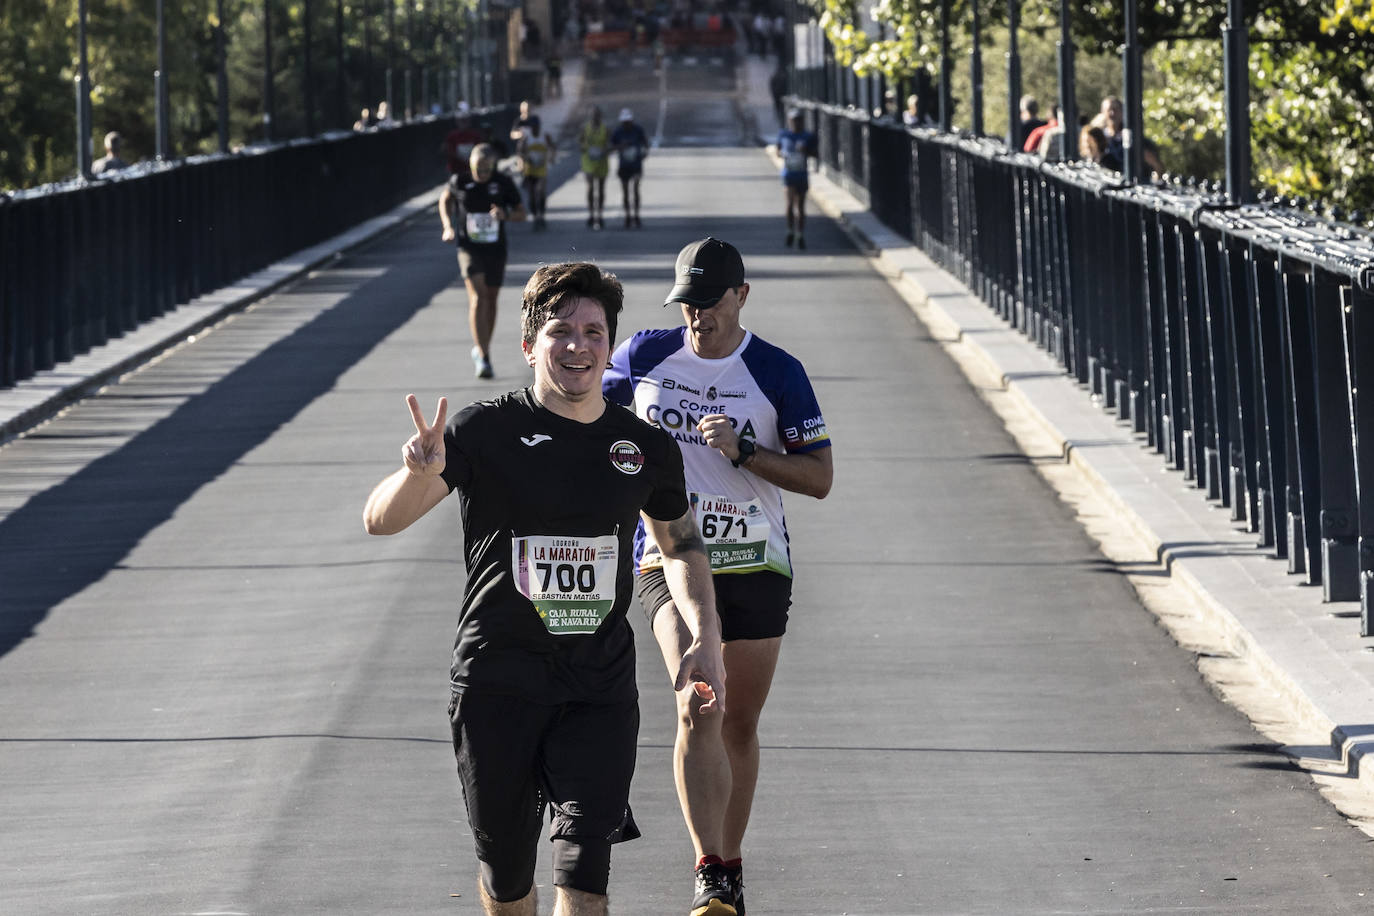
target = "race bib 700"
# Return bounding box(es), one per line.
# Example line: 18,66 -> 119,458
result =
512,534 -> 618,635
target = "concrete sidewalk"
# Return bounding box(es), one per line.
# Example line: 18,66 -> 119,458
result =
791,138 -> 1374,827
0,55 -> 589,448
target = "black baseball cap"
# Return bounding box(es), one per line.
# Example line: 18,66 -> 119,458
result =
664,237 -> 746,308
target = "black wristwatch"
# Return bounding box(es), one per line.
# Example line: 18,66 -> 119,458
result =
731,438 -> 757,468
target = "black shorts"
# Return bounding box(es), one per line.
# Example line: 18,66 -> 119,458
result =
636,566 -> 793,640
457,245 -> 507,287
448,691 -> 640,897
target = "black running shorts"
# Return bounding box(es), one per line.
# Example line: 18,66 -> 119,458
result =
636,566 -> 793,640
457,245 -> 507,287
448,691 -> 640,898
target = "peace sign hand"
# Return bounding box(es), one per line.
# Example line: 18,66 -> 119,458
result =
402,394 -> 448,479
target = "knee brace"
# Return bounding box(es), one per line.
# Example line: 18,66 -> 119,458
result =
551,837 -> 612,896
479,856 -> 537,904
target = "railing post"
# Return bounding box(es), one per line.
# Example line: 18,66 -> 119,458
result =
1316,280 -> 1359,601
1346,285 -> 1374,632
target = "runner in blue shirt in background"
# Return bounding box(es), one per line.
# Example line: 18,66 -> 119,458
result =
776,109 -> 817,250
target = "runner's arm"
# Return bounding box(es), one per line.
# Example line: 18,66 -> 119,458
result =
438,185 -> 457,240
363,468 -> 450,534
643,508 -> 727,713
364,395 -> 452,534
697,413 -> 833,498
734,442 -> 832,499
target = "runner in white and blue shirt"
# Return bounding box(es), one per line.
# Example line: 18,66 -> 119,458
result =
603,237 -> 833,916
603,326 -> 827,578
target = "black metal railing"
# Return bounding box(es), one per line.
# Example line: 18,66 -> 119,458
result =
792,99 -> 1374,633
0,106 -> 515,390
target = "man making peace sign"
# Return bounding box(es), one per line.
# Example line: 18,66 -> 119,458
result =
364,262 -> 726,916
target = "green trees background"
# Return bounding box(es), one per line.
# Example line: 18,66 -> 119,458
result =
808,0 -> 1374,216
0,0 -> 471,191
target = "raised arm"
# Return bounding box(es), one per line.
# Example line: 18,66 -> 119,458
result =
363,395 -> 452,535
643,508 -> 727,713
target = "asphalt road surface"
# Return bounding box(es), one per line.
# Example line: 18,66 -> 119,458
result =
2,52 -> 1372,915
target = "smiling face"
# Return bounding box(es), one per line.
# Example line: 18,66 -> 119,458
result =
524,296 -> 612,417
681,284 -> 749,359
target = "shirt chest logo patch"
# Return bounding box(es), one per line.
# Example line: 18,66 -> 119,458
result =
521,433 -> 552,446
609,440 -> 645,475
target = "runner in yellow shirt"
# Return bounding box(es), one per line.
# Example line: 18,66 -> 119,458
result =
580,106 -> 611,230
519,117 -> 556,231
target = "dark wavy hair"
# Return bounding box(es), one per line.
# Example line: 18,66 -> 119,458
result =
520,262 -> 624,346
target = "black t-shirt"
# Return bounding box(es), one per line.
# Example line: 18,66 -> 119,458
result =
448,172 -> 523,253
440,388 -> 689,703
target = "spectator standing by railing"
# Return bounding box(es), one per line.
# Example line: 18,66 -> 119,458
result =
1023,104 -> 1059,154
1091,95 -> 1163,176
904,94 -> 935,128
1079,124 -> 1120,171
1017,95 -> 1047,150
91,132 -> 128,176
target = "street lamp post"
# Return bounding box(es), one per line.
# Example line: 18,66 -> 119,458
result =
75,0 -> 93,177
1006,0 -> 1021,149
216,0 -> 229,151
304,0 -> 315,135
263,0 -> 276,141
1122,0 -> 1144,182
970,0 -> 984,136
1224,0 -> 1252,204
938,0 -> 952,130
336,0 -> 346,127
386,0 -> 396,120
1056,0 -> 1077,159
155,0 -> 170,159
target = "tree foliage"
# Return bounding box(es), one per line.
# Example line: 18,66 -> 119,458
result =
805,0 -> 1374,214
0,0 -> 477,191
